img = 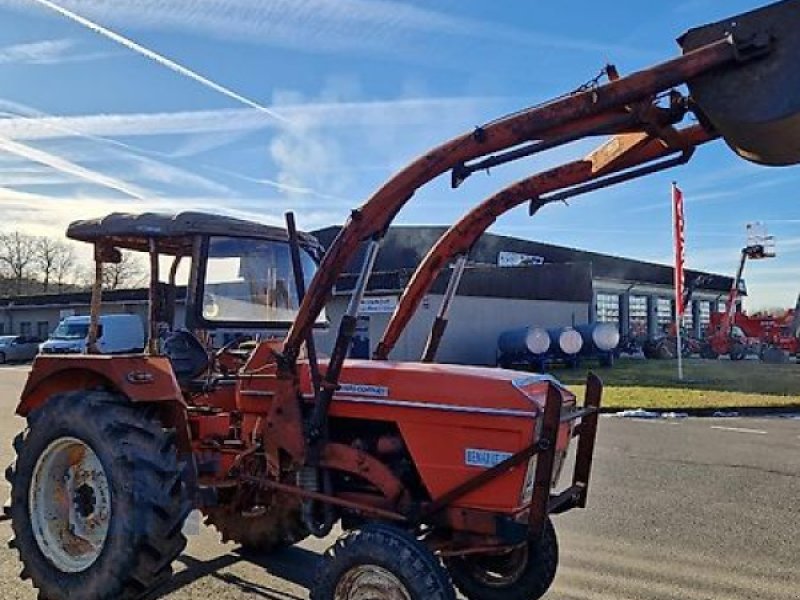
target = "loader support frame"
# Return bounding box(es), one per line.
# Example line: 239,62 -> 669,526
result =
375,125 -> 717,360
418,374 -> 603,544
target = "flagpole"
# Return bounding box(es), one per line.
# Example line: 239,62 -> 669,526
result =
672,182 -> 684,381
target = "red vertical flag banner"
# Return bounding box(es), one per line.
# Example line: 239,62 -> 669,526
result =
672,183 -> 686,317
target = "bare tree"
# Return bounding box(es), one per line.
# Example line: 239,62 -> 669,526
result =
0,231 -> 36,295
102,251 -> 146,290
53,242 -> 78,293
34,237 -> 77,293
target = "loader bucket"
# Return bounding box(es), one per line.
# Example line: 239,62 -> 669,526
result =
679,0 -> 800,166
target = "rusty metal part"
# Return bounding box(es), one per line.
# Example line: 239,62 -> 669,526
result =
573,373 -> 602,508
147,238 -> 160,355
437,543 -> 525,558
17,355 -> 185,416
420,253 -> 468,362
286,211 -> 322,415
203,499 -> 306,550
375,124 -> 716,360
535,145 -> 695,206
450,109 -> 647,188
320,443 -> 408,506
527,385 -> 562,541
86,244 -> 113,354
239,474 -> 408,523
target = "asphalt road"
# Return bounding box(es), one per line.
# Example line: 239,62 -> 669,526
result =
0,364 -> 797,599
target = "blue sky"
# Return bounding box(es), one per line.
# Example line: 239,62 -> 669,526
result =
0,0 -> 797,309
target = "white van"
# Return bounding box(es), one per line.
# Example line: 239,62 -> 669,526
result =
40,315 -> 145,355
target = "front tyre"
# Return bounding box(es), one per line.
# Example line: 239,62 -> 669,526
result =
312,523 -> 455,600
6,391 -> 190,600
444,517 -> 559,600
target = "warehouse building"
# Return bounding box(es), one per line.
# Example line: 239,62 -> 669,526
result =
0,226 -> 735,366
314,226 -> 735,365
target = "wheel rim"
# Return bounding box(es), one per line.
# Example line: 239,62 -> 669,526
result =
29,437 -> 112,573
334,565 -> 412,600
463,545 -> 529,588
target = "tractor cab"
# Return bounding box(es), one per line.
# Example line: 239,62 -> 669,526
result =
65,211 -> 324,382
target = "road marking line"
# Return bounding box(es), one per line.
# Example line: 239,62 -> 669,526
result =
710,425 -> 767,435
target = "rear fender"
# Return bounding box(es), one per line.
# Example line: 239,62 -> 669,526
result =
17,355 -> 185,416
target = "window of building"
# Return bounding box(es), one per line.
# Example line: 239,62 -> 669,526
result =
595,293 -> 620,325
0,322 -> 4,335
656,298 -> 673,332
700,301 -> 710,319
629,295 -> 648,338
681,307 -> 693,331
37,321 -> 49,340
698,301 -> 711,336
19,321 -> 32,336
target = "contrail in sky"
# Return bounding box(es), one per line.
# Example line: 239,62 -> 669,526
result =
0,100 -> 336,200
0,135 -> 147,199
29,0 -> 290,125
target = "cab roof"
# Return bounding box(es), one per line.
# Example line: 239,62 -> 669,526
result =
66,211 -> 322,256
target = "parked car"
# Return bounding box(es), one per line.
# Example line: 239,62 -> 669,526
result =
40,314 -> 145,355
0,335 -> 42,364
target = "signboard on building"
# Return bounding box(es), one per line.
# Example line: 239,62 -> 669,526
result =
497,251 -> 545,267
358,295 -> 398,315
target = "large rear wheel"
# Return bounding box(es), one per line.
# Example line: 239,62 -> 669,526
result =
312,523 -> 455,600
444,517 -> 558,600
6,391 -> 190,600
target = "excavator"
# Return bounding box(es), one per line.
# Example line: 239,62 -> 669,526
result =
6,3 -> 800,600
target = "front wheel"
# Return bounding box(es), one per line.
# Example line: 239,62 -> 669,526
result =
6,391 -> 190,600
444,517 -> 559,600
312,523 -> 455,600
700,344 -> 718,360
729,342 -> 747,361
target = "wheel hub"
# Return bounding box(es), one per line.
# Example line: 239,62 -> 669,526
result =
73,483 -> 97,518
334,565 -> 412,600
29,437 -> 111,573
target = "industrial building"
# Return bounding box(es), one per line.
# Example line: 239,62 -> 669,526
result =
0,226 -> 735,366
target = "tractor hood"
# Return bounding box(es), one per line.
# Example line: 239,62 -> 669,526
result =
302,360 -> 574,416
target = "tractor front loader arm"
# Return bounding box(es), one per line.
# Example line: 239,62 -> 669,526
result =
282,37 -> 743,362
374,124 -> 717,360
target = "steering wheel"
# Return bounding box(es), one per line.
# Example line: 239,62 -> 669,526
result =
213,335 -> 251,360
203,293 -> 220,319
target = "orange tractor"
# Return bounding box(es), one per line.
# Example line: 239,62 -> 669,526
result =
6,3 -> 800,599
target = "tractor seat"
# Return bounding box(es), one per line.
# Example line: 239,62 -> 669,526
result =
162,330 -> 211,386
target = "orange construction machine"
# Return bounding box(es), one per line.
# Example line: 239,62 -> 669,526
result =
703,237 -> 776,360
7,3 -> 800,599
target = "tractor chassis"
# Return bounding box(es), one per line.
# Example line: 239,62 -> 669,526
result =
227,373 -> 601,557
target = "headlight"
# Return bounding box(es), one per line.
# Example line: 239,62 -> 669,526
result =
519,447 -> 569,506
520,455 -> 537,505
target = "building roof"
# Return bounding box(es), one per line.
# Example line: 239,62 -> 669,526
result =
336,263 -> 593,303
0,287 -> 186,308
314,225 -> 735,294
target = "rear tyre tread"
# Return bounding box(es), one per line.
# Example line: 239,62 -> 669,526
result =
8,390 -> 189,600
